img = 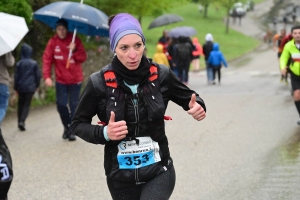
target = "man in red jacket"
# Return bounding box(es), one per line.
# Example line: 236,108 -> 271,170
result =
42,19 -> 87,141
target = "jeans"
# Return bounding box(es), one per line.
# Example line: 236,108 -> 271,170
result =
0,84 -> 9,125
55,82 -> 81,129
206,62 -> 214,82
177,60 -> 191,83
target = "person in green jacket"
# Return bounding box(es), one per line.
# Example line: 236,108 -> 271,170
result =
280,25 -> 300,124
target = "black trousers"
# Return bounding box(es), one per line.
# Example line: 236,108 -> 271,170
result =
107,166 -> 176,200
17,93 -> 34,123
213,67 -> 221,82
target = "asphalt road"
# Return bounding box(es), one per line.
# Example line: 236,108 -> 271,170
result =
2,0 -> 300,199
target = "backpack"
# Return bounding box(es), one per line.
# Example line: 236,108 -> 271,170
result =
175,42 -> 192,60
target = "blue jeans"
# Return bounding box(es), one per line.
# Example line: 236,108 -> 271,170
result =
0,84 -> 9,125
55,82 -> 81,129
206,63 -> 214,82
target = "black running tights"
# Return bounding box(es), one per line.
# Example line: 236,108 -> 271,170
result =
107,167 -> 176,200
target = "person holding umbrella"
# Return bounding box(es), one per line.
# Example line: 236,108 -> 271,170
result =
42,19 -> 87,141
71,13 -> 206,199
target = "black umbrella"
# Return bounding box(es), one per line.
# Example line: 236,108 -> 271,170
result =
148,14 -> 183,29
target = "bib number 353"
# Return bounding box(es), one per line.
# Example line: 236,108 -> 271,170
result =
117,137 -> 161,169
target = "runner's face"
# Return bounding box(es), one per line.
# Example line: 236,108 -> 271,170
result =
56,26 -> 67,39
292,29 -> 300,43
115,34 -> 144,70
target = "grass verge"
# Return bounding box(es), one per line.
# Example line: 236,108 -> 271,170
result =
141,2 -> 261,67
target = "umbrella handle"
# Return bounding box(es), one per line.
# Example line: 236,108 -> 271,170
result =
66,28 -> 77,69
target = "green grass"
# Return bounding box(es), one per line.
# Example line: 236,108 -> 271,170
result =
141,2 -> 260,66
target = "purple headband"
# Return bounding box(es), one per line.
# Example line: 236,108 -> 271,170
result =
109,13 -> 145,52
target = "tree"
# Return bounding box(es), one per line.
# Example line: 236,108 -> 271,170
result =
85,0 -> 187,26
0,0 -> 32,24
218,0 -> 243,33
192,0 -> 214,18
128,0 -> 187,25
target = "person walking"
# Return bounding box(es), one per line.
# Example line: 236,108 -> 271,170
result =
203,33 -> 214,84
42,19 -> 87,141
283,16 -> 288,30
167,37 -> 179,76
71,13 -> 206,200
207,43 -> 228,84
14,43 -> 41,131
158,30 -> 169,54
152,44 -> 170,67
174,36 -> 194,85
0,52 -> 15,126
280,25 -> 300,124
191,37 -> 203,72
273,29 -> 287,83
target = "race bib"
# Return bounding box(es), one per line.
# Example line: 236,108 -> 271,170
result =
117,137 -> 161,169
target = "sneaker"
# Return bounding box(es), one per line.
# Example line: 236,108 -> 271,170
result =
18,122 -> 25,131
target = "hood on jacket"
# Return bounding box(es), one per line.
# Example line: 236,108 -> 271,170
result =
205,33 -> 213,42
21,43 -> 33,59
156,44 -> 164,53
192,37 -> 199,43
212,43 -> 219,51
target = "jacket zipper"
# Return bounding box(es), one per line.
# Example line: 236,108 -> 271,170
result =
131,97 -> 140,183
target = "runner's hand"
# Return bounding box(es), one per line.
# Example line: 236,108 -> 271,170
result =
107,111 -> 128,140
281,68 -> 287,76
187,94 -> 206,121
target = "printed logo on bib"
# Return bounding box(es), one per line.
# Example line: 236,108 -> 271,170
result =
117,137 -> 161,169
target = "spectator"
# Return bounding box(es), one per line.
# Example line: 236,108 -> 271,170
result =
158,30 -> 169,54
14,43 -> 41,131
203,33 -> 214,84
174,36 -> 193,85
207,43 -> 228,85
42,19 -> 87,141
153,44 -> 170,67
0,52 -> 15,125
191,37 -> 204,72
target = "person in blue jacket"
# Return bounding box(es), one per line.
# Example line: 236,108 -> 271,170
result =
207,43 -> 228,84
14,43 -> 41,131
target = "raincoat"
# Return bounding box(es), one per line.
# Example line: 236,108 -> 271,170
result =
192,37 -> 204,57
153,44 -> 170,67
207,43 -> 228,68
42,33 -> 87,84
14,44 -> 41,93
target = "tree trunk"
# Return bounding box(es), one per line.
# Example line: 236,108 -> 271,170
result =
225,10 -> 230,34
204,4 -> 209,18
138,16 -> 142,26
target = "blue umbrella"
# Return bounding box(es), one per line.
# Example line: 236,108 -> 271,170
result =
33,0 -> 109,68
168,26 -> 197,38
33,0 -> 109,36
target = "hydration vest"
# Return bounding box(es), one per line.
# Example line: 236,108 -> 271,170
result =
91,63 -> 171,165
